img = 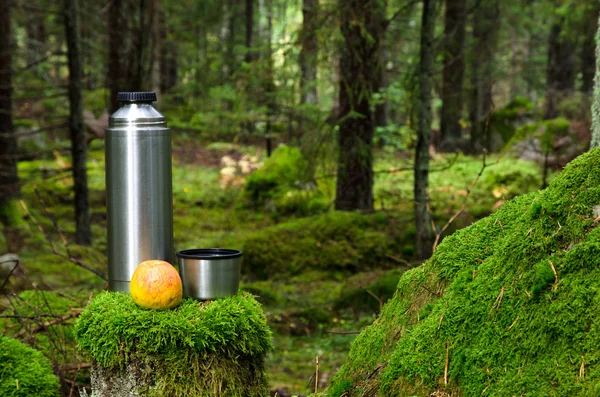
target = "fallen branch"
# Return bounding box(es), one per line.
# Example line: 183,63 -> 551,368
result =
14,311 -> 81,339
325,330 -> 362,335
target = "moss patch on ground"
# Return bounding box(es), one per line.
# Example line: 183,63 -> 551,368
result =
75,291 -> 272,396
242,211 -> 400,280
328,149 -> 600,396
0,336 -> 60,397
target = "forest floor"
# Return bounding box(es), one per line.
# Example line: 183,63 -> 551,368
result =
1,131 -> 550,396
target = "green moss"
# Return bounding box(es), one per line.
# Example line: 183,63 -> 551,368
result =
242,211 -> 398,280
328,149 -> 600,396
75,291 -> 272,396
0,336 -> 60,397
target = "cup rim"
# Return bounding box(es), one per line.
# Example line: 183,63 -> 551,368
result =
176,248 -> 242,260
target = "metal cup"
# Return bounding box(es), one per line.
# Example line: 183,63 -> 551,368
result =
176,249 -> 242,299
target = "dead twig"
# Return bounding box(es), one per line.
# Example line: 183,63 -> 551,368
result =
489,286 -> 505,315
0,258 -> 19,291
363,288 -> 384,312
432,152 -> 490,252
444,340 -> 450,385
14,311 -> 81,339
325,330 -> 362,335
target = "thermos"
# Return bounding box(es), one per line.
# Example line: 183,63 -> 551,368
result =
105,92 -> 174,292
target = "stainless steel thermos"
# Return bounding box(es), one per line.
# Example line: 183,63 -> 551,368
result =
105,92 -> 174,292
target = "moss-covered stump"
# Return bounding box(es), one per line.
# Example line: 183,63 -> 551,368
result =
328,149 -> 600,396
0,336 -> 59,397
75,291 -> 272,397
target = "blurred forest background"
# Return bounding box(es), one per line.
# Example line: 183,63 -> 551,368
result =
0,0 -> 598,395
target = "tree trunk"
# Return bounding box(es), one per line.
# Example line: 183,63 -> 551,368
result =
108,0 -> 125,113
440,0 -> 466,152
264,0 -> 275,157
0,0 -> 20,205
64,0 -> 92,245
581,7 -> 599,94
299,0 -> 318,106
543,18 -> 576,120
414,0 -> 438,261
469,0 -> 499,152
0,0 -> 22,252
245,0 -> 255,64
591,13 -> 600,149
108,0 -> 155,112
334,0 -> 383,212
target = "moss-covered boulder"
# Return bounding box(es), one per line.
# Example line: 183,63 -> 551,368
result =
242,211 -> 399,280
328,149 -> 600,396
75,291 -> 272,396
0,336 -> 60,397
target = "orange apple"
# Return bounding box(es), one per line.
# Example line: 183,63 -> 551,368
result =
130,260 -> 182,310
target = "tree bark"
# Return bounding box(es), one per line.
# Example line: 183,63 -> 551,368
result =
0,0 -> 20,205
108,0 -> 125,113
581,7 -> 599,94
108,0 -> 155,112
64,0 -> 92,245
299,0 -> 318,106
414,0 -> 438,261
159,11 -> 178,95
469,0 -> 499,152
245,0 -> 255,64
543,18 -> 576,120
591,13 -> 600,149
334,0 -> 383,211
440,0 -> 466,152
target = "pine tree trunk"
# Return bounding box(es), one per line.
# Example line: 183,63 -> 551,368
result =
373,1 -> 388,135
264,0 -> 275,157
414,0 -> 438,261
440,0 -> 466,152
334,0 -> 383,211
159,10 -> 178,95
108,0 -> 125,113
581,7 -> 599,94
245,0 -> 255,64
591,13 -> 600,149
0,0 -> 20,205
299,0 -> 318,106
469,0 -> 499,152
543,19 -> 576,120
64,0 -> 92,245
109,0 -> 155,112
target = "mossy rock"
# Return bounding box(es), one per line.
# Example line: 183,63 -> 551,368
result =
75,291 -> 272,396
242,211 -> 399,280
0,336 -> 60,397
328,149 -> 600,396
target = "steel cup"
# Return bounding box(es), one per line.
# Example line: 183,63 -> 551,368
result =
176,249 -> 242,299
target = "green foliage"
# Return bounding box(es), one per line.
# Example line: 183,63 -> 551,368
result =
242,211 -> 397,280
489,96 -> 534,143
83,88 -> 109,117
0,336 -> 60,397
242,145 -> 327,216
75,291 -> 272,396
244,145 -> 309,203
328,149 -> 600,396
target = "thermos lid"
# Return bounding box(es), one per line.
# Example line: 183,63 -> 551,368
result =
117,92 -> 157,103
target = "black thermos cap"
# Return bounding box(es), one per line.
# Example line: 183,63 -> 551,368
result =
117,92 -> 157,103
